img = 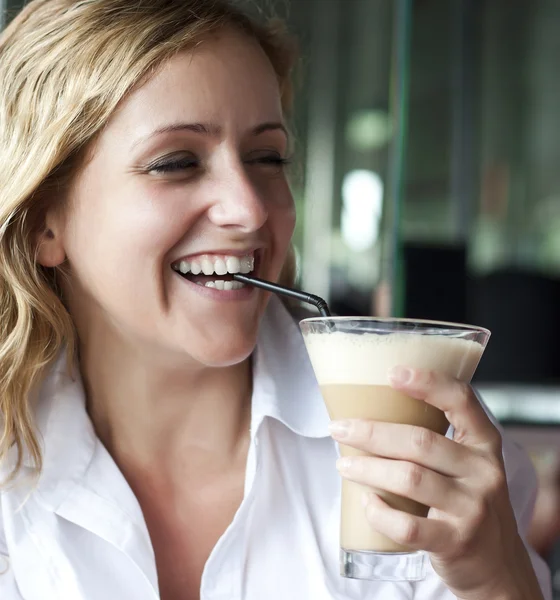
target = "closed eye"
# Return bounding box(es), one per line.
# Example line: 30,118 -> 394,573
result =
245,154 -> 292,170
147,155 -> 199,174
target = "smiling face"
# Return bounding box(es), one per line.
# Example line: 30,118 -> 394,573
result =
40,30 -> 296,368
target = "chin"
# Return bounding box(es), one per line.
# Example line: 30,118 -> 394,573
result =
190,341 -> 256,368
177,326 -> 260,368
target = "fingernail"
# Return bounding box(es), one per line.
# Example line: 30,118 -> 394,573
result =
336,457 -> 353,472
361,491 -> 372,508
329,420 -> 351,439
389,366 -> 413,385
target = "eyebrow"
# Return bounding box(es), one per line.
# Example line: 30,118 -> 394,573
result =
133,121 -> 289,149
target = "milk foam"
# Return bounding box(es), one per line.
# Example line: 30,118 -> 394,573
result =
303,331 -> 485,385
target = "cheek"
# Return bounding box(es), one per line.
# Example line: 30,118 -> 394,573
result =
63,185 -> 189,282
273,192 -> 296,247
61,191 -> 189,331
266,194 -> 296,282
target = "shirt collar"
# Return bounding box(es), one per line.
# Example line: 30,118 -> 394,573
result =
25,353 -> 97,509
252,296 -> 330,439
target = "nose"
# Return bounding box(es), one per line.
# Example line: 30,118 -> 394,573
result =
207,166 -> 268,232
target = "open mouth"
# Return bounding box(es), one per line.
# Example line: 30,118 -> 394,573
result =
171,250 -> 260,291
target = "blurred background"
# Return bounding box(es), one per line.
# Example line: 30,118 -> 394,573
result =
257,0 -> 560,585
2,0 -> 560,591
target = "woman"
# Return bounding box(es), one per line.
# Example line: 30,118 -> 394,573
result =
0,0 -> 551,598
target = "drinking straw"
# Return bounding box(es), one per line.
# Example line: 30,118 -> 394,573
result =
232,274 -> 331,317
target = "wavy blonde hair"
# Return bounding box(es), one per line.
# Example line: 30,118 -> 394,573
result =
0,0 -> 297,483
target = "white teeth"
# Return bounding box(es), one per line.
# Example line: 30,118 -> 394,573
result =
175,253 -> 254,276
240,256 -> 254,274
202,280 -> 245,291
201,279 -> 246,291
214,258 -> 227,276
201,259 -> 214,275
226,257 -> 241,274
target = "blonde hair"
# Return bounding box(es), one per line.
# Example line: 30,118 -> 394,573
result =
0,0 -> 297,483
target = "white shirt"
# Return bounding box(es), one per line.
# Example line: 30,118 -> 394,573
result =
0,297 -> 552,600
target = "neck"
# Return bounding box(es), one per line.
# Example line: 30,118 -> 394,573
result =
78,324 -> 253,480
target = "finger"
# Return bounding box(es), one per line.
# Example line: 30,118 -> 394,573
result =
388,366 -> 502,451
329,419 -> 473,478
337,455 -> 469,515
363,491 -> 456,553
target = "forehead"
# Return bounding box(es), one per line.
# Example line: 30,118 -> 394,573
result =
106,30 -> 283,141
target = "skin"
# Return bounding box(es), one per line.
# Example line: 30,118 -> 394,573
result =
35,26 -> 544,600
331,366 -> 545,600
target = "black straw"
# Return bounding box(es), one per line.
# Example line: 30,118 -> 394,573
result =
232,274 -> 331,317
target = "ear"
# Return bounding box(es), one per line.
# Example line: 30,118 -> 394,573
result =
36,211 -> 66,268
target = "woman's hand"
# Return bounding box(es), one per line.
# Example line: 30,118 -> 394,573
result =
329,366 -> 544,600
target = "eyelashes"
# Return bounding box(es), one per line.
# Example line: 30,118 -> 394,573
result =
147,156 -> 198,174
246,156 -> 292,168
145,153 -> 292,176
